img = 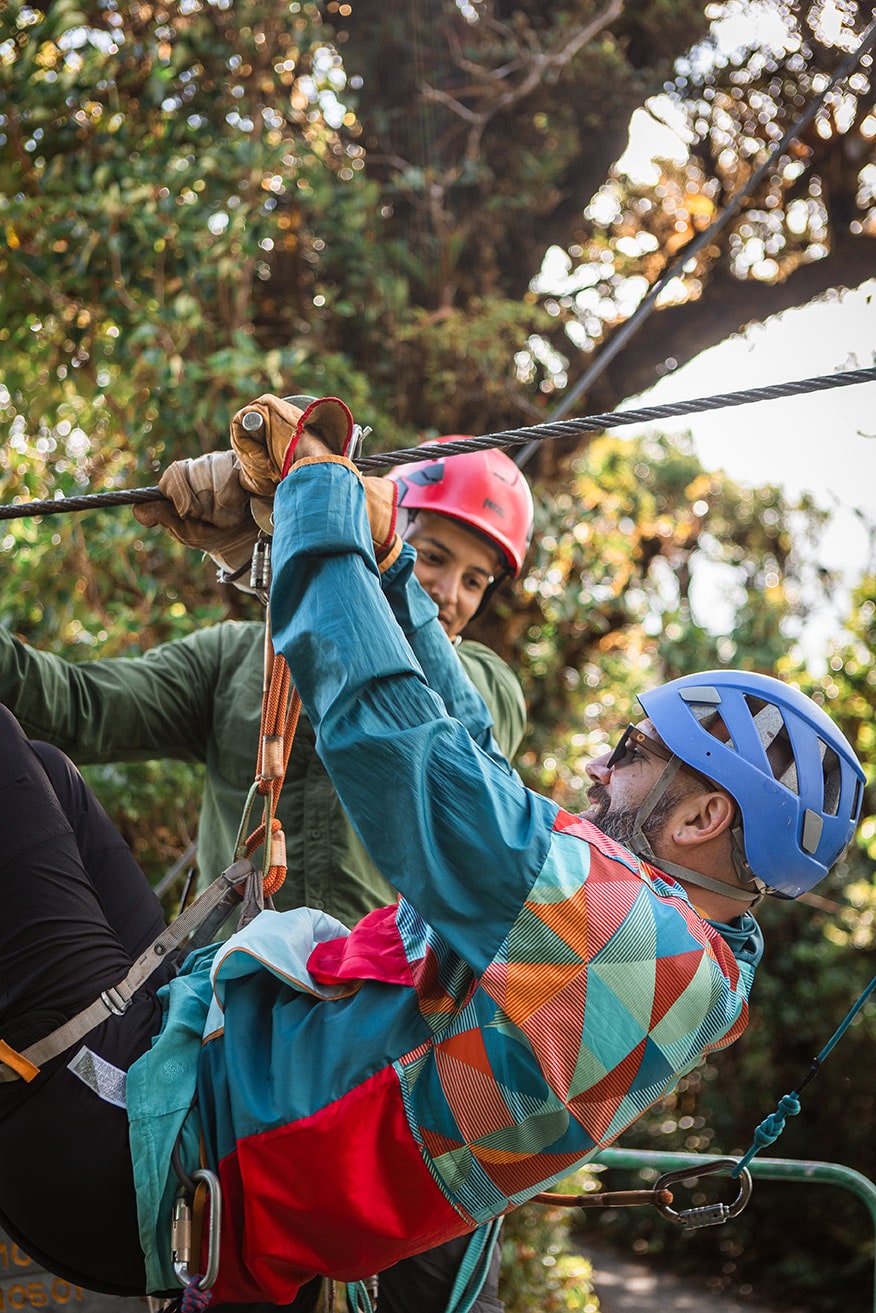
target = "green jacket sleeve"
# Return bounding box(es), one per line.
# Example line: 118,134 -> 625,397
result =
0,623 -> 224,762
456,639 -> 526,760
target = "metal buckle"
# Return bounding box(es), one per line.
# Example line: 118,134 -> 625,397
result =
172,1167 -> 222,1290
654,1158 -> 753,1229
347,423 -> 371,463
100,986 -> 131,1017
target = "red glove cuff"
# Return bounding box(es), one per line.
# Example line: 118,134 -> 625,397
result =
280,396 -> 356,478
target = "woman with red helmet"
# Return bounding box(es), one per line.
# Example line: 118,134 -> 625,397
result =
389,437 -> 535,638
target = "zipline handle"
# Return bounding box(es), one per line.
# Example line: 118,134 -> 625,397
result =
533,1187 -> 674,1209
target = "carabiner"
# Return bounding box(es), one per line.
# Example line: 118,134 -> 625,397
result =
654,1158 -> 753,1230
172,1167 -> 223,1290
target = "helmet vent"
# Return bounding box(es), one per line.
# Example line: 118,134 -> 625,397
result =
683,701 -> 735,753
801,808 -> 824,854
820,741 -> 841,817
744,696 -> 800,795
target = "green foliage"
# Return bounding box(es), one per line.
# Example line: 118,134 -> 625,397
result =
473,429 -> 830,808
501,1196 -> 597,1313
2,5 -> 875,1311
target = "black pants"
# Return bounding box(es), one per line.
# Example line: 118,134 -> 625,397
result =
0,706 -> 174,1294
376,1227 -> 503,1312
0,708 -> 502,1312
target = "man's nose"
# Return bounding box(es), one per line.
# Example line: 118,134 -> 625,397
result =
585,754 -> 612,785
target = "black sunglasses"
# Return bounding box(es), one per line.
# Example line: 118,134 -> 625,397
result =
606,724 -> 675,770
607,723 -> 717,790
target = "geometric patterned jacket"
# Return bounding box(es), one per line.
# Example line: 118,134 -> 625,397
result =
126,464 -> 761,1300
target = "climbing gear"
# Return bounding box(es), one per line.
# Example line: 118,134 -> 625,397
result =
730,973 -> 876,1177
638,670 -> 865,898
653,1159 -> 753,1230
0,856 -> 256,1084
344,1280 -> 375,1313
389,437 -> 534,578
0,525 -> 300,1089
440,1219 -> 504,1313
362,476 -> 403,571
534,1186 -> 675,1209
231,393 -> 358,495
171,1168 -> 222,1292
132,450 -> 255,567
6,365 -> 876,523
228,604 -> 301,919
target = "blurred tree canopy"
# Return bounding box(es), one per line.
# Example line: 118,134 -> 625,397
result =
1,2 -> 874,1310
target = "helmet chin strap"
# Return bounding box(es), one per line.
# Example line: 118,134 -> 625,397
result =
630,758 -> 764,908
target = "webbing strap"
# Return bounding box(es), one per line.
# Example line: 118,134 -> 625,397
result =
0,857 -> 256,1084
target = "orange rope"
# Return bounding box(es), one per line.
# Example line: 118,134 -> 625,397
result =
242,623 -> 301,899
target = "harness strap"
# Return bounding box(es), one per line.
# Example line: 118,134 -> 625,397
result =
1,579 -> 297,1087
631,757 -> 757,904
0,856 -> 256,1084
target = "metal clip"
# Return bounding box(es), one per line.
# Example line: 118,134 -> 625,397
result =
347,423 -> 371,463
654,1158 -> 753,1230
250,536 -> 272,592
172,1168 -> 222,1290
100,986 -> 131,1017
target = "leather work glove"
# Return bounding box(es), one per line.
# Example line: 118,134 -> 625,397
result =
230,393 -> 402,571
133,450 -> 265,585
362,475 -> 403,572
230,393 -> 357,497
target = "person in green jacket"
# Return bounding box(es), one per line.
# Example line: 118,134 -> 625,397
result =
0,436 -> 533,926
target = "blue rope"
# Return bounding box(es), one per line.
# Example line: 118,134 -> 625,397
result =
732,975 -> 876,1177
180,1278 -> 212,1313
442,1219 -> 504,1313
344,1280 -> 373,1313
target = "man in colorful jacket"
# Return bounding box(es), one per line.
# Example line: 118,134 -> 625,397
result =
0,397 -> 863,1313
0,416 -> 534,1312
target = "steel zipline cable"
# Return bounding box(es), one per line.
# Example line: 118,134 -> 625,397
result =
5,24 -> 874,524
2,364 -> 875,521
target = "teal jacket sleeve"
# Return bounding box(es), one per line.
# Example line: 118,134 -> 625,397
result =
0,623 -> 221,762
378,544 -> 517,774
269,465 -> 556,972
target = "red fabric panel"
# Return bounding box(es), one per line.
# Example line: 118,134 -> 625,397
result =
308,904 -> 416,987
209,1064 -> 469,1303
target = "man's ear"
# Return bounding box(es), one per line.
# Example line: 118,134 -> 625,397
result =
671,790 -> 736,847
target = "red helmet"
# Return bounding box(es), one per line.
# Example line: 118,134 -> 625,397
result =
388,438 -> 534,577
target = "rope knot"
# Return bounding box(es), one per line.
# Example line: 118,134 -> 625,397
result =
181,1279 -> 212,1313
751,1092 -> 801,1149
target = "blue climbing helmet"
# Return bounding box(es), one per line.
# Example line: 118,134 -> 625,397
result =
638,670 -> 865,899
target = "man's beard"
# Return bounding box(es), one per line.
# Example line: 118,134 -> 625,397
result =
585,786 -> 678,854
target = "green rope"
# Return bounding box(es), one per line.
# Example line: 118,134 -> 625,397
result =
732,974 -> 876,1177
344,1280 -> 373,1313
442,1219 -> 504,1313
233,778 -> 263,861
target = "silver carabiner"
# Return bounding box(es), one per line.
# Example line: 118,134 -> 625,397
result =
250,536 -> 272,594
172,1167 -> 223,1289
654,1158 -> 753,1230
